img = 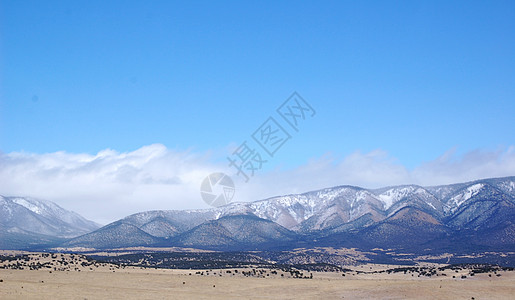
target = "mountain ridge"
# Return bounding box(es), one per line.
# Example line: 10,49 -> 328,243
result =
2,176 -> 514,252
61,176 -> 515,251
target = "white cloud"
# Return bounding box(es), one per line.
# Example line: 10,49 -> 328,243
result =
1,144 -> 514,224
0,144 -> 226,224
412,146 -> 515,186
246,146 -> 515,200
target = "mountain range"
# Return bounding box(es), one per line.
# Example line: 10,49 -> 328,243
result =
1,176 -> 514,253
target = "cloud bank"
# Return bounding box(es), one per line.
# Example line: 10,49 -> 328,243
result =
1,144 -> 514,224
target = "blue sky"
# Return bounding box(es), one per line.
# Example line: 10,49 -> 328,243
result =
1,1 -> 514,222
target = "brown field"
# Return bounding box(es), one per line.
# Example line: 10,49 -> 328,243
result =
1,253 -> 514,299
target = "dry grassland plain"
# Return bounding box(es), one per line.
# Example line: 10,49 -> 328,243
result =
1,252 -> 514,299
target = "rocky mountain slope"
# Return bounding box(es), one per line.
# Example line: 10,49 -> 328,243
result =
0,196 -> 101,249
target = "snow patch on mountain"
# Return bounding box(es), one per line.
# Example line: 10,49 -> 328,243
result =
378,186 -> 416,209
427,202 -> 436,210
352,190 -> 369,208
448,183 -> 484,212
12,198 -> 44,215
497,180 -> 515,196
